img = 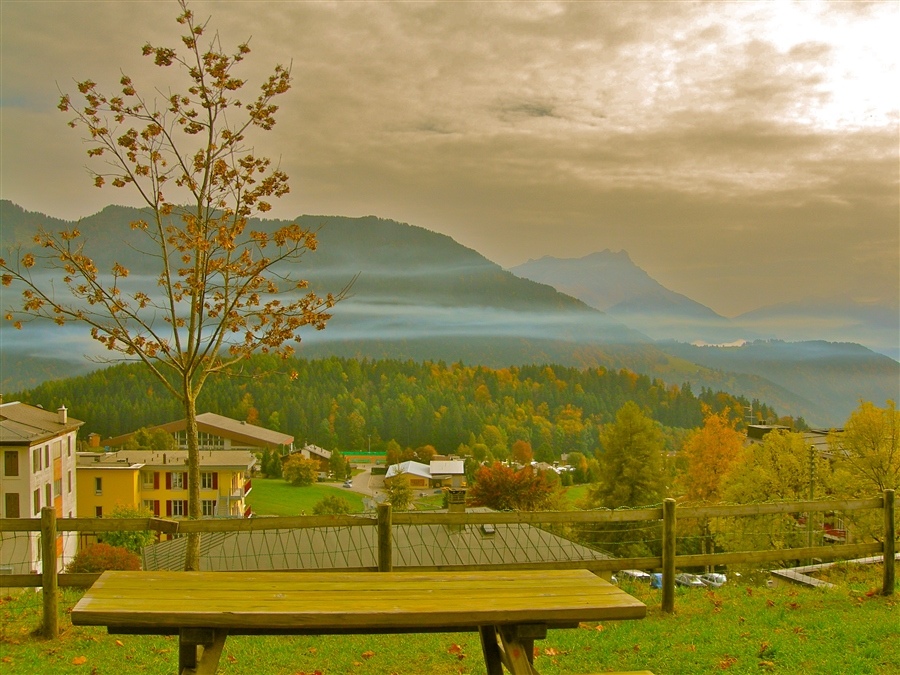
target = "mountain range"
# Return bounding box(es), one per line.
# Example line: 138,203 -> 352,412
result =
1,200 -> 897,427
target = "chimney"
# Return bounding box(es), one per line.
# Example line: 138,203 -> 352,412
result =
447,487 -> 467,514
58,405 -> 68,424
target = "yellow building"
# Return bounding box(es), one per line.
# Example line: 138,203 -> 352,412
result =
76,450 -> 257,519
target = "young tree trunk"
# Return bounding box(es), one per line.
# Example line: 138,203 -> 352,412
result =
183,386 -> 201,571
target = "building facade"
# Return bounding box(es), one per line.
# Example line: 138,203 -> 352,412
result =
76,450 -> 257,519
1,401 -> 83,574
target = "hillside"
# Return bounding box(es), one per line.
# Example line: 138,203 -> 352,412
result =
1,201 -> 894,425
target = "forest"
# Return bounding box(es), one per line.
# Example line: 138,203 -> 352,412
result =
12,354 -> 792,461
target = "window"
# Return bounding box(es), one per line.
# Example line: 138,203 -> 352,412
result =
33,489 -> 40,515
44,445 -> 49,468
170,472 -> 185,490
32,448 -> 41,472
95,506 -> 103,517
143,500 -> 155,513
171,500 -> 185,517
202,500 -> 216,516
142,471 -> 155,489
201,472 -> 214,489
4,450 -> 18,477
94,477 -> 103,495
5,493 -> 20,519
68,471 -> 72,493
53,478 -> 62,497
45,484 -> 51,508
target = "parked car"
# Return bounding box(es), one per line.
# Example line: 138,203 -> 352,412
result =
342,480 -> 353,488
618,569 -> 653,583
675,573 -> 705,588
699,573 -> 727,588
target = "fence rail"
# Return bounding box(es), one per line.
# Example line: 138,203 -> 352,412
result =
1,490 -> 894,639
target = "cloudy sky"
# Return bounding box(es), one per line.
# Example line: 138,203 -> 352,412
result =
1,0 -> 897,317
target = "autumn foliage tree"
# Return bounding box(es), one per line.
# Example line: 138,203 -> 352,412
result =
832,399 -> 899,493
283,455 -> 320,487
679,406 -> 746,503
0,1 -> 343,570
468,462 -> 562,511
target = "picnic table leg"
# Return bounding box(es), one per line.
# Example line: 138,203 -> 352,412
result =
178,628 -> 228,675
479,625 -> 542,674
479,626 -> 505,675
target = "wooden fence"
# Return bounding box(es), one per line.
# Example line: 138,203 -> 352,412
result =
1,490 -> 894,639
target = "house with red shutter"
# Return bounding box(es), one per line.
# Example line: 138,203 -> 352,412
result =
76,449 -> 257,519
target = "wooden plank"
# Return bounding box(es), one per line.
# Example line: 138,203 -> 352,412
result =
681,498 -> 881,519
674,542 -> 882,568
392,508 -> 663,526
175,514 -> 375,533
72,569 -> 646,633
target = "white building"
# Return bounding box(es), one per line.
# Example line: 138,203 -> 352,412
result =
1,401 -> 83,574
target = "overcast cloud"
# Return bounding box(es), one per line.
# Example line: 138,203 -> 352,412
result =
1,0 -> 897,317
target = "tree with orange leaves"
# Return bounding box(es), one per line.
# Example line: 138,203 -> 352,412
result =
1,1 -> 346,570
679,406 -> 746,503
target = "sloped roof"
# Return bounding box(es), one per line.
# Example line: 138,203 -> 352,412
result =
76,449 -> 257,470
105,412 -> 293,448
386,460 -> 432,480
0,401 -> 83,446
142,508 -> 611,572
430,459 -> 465,476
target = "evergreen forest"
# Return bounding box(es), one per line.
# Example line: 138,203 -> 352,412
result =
12,355 -> 788,461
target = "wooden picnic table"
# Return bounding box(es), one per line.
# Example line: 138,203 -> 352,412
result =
71,568 -> 647,675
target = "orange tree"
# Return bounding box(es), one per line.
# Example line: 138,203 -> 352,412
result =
1,1 -> 344,570
468,462 -> 562,511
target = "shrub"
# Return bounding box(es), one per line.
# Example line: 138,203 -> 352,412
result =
283,455 -> 319,486
312,495 -> 351,515
65,543 -> 141,573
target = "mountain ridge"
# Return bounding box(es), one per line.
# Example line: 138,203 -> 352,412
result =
1,200 -> 896,426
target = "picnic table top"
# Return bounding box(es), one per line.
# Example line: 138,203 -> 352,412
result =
71,569 -> 647,634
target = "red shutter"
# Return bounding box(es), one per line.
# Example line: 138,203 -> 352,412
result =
212,473 -> 218,489
153,500 -> 160,517
183,472 -> 187,489
166,500 -> 172,517
153,472 -> 159,489
165,472 -> 172,490
182,500 -> 188,515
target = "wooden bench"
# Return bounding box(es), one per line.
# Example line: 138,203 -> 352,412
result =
72,568 -> 647,675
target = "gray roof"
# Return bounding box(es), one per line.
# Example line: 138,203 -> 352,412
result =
105,411 -> 293,448
142,509 -> 611,572
76,449 -> 257,470
0,401 -> 83,446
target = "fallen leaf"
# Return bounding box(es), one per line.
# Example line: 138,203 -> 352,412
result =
633,644 -> 640,653
307,647 -> 318,655
533,646 -> 540,659
361,650 -> 375,659
746,587 -> 753,596
686,644 -> 697,652
544,647 -> 560,656
787,602 -> 801,610
759,660 -> 776,670
115,640 -> 124,647
718,655 -> 738,670
766,599 -> 775,607
448,644 -> 464,655
72,656 -> 88,666
1,657 -> 12,664
866,588 -> 878,597
227,654 -> 237,663
594,624 -> 604,632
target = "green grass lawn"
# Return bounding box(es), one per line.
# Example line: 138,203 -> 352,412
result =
2,561 -> 896,674
563,483 -> 590,507
247,477 -> 366,515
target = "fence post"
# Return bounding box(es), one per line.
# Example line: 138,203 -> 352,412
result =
40,507 -> 59,639
661,498 -> 676,614
884,489 -> 895,596
377,502 -> 392,572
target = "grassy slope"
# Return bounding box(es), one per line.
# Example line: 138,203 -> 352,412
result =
1,562 -> 895,674
246,478 -> 366,516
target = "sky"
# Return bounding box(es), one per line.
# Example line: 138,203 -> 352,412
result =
1,0 -> 897,318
